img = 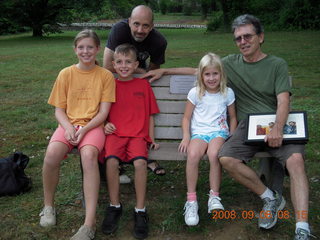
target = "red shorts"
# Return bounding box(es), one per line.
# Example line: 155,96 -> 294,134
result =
104,134 -> 148,163
50,125 -> 105,153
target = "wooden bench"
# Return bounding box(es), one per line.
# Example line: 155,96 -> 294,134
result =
149,74 -> 286,194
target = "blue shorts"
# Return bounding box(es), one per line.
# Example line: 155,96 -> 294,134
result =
191,131 -> 229,143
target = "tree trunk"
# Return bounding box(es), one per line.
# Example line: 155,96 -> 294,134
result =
32,25 -> 43,37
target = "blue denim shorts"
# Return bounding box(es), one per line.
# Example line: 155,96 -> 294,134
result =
191,131 -> 229,143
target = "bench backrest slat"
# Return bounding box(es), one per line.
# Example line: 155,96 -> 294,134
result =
157,101 -> 185,113
150,75 -> 197,141
154,113 -> 184,126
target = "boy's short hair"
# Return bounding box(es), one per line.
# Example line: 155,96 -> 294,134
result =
114,44 -> 138,61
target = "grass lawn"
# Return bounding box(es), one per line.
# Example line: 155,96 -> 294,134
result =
0,29 -> 319,239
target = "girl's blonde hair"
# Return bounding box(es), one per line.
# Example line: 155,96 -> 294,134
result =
196,52 -> 227,99
73,29 -> 100,65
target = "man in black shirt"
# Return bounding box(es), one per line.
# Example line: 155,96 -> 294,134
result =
103,5 -> 167,73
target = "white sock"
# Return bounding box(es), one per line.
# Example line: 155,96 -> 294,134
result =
135,207 -> 146,213
296,222 -> 310,233
260,188 -> 275,200
110,203 -> 121,208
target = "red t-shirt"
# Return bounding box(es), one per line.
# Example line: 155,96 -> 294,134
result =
108,78 -> 159,142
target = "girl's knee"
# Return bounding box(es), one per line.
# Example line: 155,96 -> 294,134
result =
187,150 -> 204,162
80,147 -> 98,161
44,149 -> 64,168
207,150 -> 219,162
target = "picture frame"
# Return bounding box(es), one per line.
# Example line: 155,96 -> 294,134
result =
245,111 -> 308,144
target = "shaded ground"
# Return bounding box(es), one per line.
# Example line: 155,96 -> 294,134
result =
0,159 -> 316,240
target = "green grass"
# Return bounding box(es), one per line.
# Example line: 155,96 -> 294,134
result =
0,29 -> 320,239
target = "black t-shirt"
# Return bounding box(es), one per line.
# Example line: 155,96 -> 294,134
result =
106,19 -> 167,69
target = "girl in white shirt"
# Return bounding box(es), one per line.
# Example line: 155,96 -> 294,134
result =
179,53 -> 237,226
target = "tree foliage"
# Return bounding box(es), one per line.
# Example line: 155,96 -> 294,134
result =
0,0 -> 319,36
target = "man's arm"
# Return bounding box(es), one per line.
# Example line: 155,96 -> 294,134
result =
265,91 -> 290,147
142,67 -> 197,82
103,47 -> 116,72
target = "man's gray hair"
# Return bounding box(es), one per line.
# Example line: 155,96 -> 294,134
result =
231,14 -> 264,34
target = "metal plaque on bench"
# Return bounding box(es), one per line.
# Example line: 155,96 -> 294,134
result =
169,75 -> 196,94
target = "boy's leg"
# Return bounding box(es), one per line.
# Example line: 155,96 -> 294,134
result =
133,159 -> 147,209
106,157 -> 120,204
186,139 -> 207,193
102,157 -> 122,235
80,145 -> 100,228
132,158 -> 149,239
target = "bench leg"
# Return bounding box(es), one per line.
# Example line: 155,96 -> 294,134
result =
258,157 -> 285,196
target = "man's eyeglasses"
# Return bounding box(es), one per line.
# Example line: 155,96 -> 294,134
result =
234,34 -> 256,43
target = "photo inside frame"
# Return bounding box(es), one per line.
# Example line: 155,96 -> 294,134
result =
247,112 -> 307,141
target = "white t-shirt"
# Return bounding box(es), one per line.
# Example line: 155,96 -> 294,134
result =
187,87 -> 235,135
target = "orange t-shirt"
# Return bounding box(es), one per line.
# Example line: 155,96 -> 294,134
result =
48,65 -> 115,126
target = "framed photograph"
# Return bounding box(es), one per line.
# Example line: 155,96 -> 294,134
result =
245,111 -> 308,144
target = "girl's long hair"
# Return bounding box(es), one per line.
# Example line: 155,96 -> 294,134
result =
196,52 -> 227,99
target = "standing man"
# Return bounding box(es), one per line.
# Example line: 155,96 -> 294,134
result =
103,5 -> 167,73
143,14 -> 313,240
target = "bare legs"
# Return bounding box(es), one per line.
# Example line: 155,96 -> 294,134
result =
186,138 -> 225,193
42,142 -> 69,207
106,158 -> 147,209
219,152 -> 309,223
42,142 -> 100,228
80,145 -> 100,228
286,153 -> 309,222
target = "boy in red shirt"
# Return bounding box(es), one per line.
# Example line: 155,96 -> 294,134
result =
101,44 -> 159,239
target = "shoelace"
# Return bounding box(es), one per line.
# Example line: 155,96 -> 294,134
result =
263,198 -> 277,212
184,203 -> 197,217
39,207 -> 54,217
208,195 -> 221,204
296,229 -> 318,240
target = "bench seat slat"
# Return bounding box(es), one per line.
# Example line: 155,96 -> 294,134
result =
148,142 -> 272,161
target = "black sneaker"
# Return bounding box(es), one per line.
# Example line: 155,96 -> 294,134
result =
101,204 -> 122,235
133,210 -> 149,239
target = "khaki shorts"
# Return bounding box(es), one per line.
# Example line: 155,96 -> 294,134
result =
218,120 -> 305,166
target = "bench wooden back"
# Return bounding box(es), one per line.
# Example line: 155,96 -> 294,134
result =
151,75 -> 197,141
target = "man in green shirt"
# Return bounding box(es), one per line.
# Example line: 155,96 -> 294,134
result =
143,14 -> 312,240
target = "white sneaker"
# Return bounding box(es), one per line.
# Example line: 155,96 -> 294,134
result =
119,174 -> 131,184
183,201 -> 199,226
70,225 -> 95,240
39,206 -> 56,227
208,196 -> 224,213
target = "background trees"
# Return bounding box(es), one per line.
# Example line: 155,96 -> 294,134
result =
1,0 -> 319,36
